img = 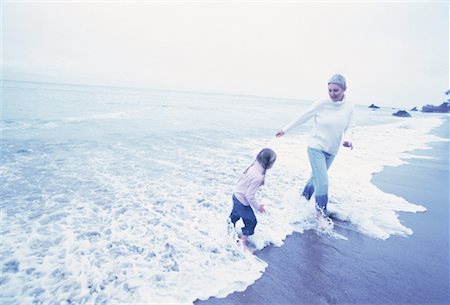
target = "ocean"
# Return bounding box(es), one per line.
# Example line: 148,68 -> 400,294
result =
0,80 -> 445,304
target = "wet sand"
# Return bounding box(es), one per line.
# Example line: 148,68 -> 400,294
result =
196,116 -> 449,305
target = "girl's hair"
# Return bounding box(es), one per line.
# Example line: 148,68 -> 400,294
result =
256,148 -> 277,174
243,148 -> 277,176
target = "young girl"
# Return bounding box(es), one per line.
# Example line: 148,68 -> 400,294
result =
229,148 -> 277,253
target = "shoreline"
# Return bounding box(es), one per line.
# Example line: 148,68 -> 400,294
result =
196,115 -> 449,305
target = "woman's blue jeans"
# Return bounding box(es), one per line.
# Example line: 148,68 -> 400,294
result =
302,147 -> 336,212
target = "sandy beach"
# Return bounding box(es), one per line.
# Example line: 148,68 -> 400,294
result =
196,116 -> 449,305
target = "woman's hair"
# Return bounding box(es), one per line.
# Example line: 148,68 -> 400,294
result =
256,148 -> 277,174
328,74 -> 347,90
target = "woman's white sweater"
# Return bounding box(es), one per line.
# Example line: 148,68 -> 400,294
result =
282,97 -> 355,155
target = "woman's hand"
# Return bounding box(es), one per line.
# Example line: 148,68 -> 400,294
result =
343,141 -> 353,150
275,130 -> 285,137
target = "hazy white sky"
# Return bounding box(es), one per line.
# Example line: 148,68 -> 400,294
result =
2,1 -> 449,108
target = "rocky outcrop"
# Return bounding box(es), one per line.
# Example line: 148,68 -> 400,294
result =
410,107 -> 418,111
368,104 -> 380,109
392,110 -> 412,117
421,102 -> 450,113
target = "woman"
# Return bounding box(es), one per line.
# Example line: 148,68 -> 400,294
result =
275,74 -> 355,219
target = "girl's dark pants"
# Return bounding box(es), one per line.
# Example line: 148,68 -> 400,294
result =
230,195 -> 257,236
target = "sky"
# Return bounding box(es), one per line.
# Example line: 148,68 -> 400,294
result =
2,0 -> 449,108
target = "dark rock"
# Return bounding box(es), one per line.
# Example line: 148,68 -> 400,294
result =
392,110 -> 412,117
368,104 -> 380,109
410,107 -> 418,111
421,102 -> 450,113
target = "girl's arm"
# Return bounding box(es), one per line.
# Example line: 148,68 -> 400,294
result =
245,179 -> 264,211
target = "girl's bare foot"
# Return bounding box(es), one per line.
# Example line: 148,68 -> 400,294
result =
242,244 -> 254,254
240,236 -> 254,254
